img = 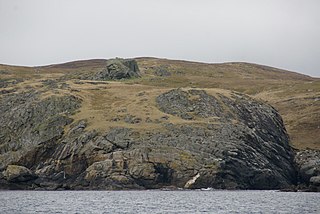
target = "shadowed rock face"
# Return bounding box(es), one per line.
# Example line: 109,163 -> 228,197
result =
156,89 -> 296,189
0,87 -> 298,190
0,91 -> 81,170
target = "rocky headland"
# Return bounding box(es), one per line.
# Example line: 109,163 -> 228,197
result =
0,58 -> 319,191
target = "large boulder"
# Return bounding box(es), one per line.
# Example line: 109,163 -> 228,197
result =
3,165 -> 36,182
93,58 -> 140,80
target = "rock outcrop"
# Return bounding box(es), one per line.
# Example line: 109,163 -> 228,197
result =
295,150 -> 320,191
3,165 -> 36,182
93,58 -> 140,80
62,58 -> 141,81
0,87 -> 298,190
0,90 -> 81,170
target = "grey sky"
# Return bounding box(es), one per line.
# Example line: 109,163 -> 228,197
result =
0,0 -> 319,77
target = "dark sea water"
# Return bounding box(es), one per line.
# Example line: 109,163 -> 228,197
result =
0,190 -> 319,214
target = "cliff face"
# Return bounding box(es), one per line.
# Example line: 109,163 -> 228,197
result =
0,71 -> 297,190
2,57 -> 319,190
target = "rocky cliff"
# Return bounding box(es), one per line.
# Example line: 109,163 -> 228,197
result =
0,58 -> 317,191
294,150 -> 320,191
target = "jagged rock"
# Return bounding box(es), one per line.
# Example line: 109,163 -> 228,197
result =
3,165 -> 36,182
93,58 -> 140,80
0,90 -> 81,169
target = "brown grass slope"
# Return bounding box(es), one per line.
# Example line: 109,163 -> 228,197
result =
0,58 -> 319,150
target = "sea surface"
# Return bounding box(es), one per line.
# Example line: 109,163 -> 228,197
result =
0,190 -> 319,214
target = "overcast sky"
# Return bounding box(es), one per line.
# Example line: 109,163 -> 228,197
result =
0,0 -> 319,77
